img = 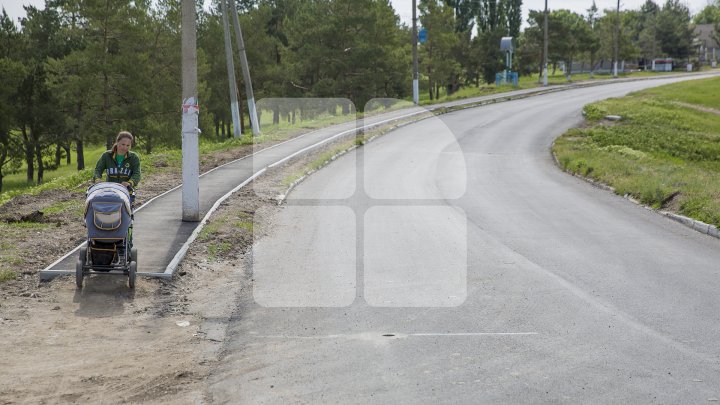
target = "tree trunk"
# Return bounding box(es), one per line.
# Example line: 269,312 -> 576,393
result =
35,143 -> 44,185
65,144 -> 71,165
76,138 -> 85,171
0,148 -> 6,193
55,144 -> 62,167
22,125 -> 34,183
273,106 -> 280,125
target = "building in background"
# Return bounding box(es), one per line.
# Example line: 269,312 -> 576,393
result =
694,24 -> 719,65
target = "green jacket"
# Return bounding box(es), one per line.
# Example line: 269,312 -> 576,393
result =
92,150 -> 141,187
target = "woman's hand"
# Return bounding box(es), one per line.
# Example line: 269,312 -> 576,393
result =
121,182 -> 130,188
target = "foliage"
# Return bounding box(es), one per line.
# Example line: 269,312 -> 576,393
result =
656,0 -> 694,60
693,1 -> 720,24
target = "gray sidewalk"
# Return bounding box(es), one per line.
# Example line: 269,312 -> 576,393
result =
39,105 -> 430,279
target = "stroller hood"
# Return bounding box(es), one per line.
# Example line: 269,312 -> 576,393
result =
85,182 -> 132,239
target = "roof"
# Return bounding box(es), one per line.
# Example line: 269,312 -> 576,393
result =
694,24 -> 719,49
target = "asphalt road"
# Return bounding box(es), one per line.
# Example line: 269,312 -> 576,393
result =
209,77 -> 720,403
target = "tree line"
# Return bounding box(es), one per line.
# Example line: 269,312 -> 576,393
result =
0,0 -> 716,192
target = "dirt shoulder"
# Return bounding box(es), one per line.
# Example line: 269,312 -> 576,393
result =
0,140 -> 320,403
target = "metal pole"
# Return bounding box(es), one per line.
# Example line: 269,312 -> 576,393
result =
543,0 -> 548,86
221,0 -> 241,137
181,0 -> 199,221
412,0 -> 419,105
228,0 -> 261,136
614,0 -> 620,77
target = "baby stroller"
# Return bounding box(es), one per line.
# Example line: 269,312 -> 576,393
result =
76,182 -> 138,288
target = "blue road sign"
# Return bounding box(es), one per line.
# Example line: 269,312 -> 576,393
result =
418,28 -> 427,44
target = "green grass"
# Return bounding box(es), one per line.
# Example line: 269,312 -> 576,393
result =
197,219 -> 222,242
207,241 -> 232,261
1,144 -> 106,194
43,200 -> 84,216
0,269 -> 16,283
234,212 -> 254,233
553,76 -> 720,226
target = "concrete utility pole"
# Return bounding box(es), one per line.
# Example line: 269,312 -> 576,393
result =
181,0 -> 199,221
543,0 -> 548,86
613,0 -> 620,77
412,0 -> 419,105
221,0 -> 241,137
228,0 -> 260,136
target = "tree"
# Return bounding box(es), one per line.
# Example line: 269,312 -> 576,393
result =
503,0 -> 522,39
16,3 -> 68,184
586,1 -> 601,76
280,0 -> 410,110
0,10 -> 26,192
594,9 -> 638,68
444,0 -> 480,33
693,1 -> 720,24
420,0 -> 461,98
657,0 -> 693,60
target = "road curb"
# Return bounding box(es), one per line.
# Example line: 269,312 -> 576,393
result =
550,148 -> 720,241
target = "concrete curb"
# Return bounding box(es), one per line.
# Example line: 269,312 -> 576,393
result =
550,148 -> 720,241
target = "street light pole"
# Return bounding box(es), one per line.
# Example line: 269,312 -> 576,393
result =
543,0 -> 548,86
412,0 -> 419,105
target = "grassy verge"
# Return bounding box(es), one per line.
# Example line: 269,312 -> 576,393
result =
196,209 -> 254,262
553,76 -> 720,227
419,70 -> 683,104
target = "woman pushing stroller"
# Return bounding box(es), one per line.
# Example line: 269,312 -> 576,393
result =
76,131 -> 141,289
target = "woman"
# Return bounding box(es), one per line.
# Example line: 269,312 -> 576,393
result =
92,131 -> 141,188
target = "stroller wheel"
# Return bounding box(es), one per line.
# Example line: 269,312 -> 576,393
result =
76,259 -> 84,289
130,247 -> 137,263
128,261 -> 137,289
76,247 -> 87,288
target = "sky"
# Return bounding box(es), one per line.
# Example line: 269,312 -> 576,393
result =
1,0 -> 714,29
